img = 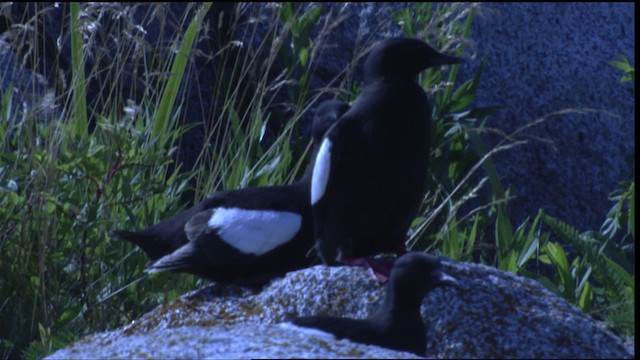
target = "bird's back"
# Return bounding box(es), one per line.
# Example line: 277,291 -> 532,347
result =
292,313 -> 426,356
318,79 -> 431,258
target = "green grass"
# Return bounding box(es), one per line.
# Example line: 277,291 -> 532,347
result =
0,3 -> 633,358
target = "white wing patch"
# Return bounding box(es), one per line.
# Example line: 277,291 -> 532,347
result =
311,137 -> 332,205
208,207 -> 302,255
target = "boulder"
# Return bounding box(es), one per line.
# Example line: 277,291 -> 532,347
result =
47,260 -> 633,359
462,2 -> 635,232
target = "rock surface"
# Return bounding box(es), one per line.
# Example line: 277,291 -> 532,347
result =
460,2 -> 635,232
48,260 -> 633,359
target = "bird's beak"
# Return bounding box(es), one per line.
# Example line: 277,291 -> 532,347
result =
429,53 -> 465,66
435,271 -> 460,289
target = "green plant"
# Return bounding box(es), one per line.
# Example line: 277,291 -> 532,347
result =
276,3 -> 323,108
537,205 -> 634,336
493,206 -> 547,272
440,213 -> 480,262
393,4 -> 539,266
0,3 -> 367,357
492,183 -> 635,337
535,240 -> 595,312
399,5 -> 635,343
191,3 -> 355,198
6,2 -> 632,357
0,4 -> 211,358
69,2 -> 88,140
609,54 -> 635,83
393,4 -> 488,249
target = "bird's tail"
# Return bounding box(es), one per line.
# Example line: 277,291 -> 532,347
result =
146,244 -> 203,274
111,229 -> 169,262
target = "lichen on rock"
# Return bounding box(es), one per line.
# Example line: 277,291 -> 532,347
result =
48,261 -> 634,359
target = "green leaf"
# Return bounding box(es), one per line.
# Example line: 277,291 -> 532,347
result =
280,2 -> 294,24
442,220 -> 462,260
297,5 -> 323,38
154,3 -> 212,136
495,207 -> 513,254
447,54 -> 487,113
543,241 -> 575,301
499,251 -> 517,272
468,129 -> 506,200
609,54 -> 635,83
522,270 -> 561,296
609,60 -> 632,72
44,202 -> 57,215
70,2 -> 88,140
602,255 -> 634,289
30,276 -> 40,289
58,306 -> 80,326
299,46 -> 309,66
516,211 -> 542,268
577,281 -> 592,312
544,242 -> 570,274
465,214 -> 479,256
7,192 -> 23,206
609,54 -> 632,72
1,86 -> 14,123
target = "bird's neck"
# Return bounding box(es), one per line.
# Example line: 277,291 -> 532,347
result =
295,145 -> 322,184
297,157 -> 316,184
363,74 -> 417,87
376,283 -> 423,319
297,166 -> 313,184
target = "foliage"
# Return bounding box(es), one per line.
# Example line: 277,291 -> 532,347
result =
394,4 -> 488,250
191,3 -> 351,196
609,53 -> 635,83
535,189 -> 635,337
0,4 -> 211,358
396,2 -> 635,341
0,3 -> 360,357
0,3 -> 634,358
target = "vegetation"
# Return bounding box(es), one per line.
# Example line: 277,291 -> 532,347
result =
393,3 -> 635,343
0,3 -> 633,358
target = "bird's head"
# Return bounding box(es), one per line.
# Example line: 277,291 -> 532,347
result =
363,37 -> 464,84
311,100 -> 350,144
389,252 -> 460,300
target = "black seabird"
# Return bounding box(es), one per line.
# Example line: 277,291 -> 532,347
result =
112,100 -> 350,285
290,252 -> 459,356
311,37 -> 464,266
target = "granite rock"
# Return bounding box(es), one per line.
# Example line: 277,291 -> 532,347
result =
458,2 -> 635,232
47,260 -> 633,359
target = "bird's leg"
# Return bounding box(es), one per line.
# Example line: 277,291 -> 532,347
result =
343,256 -> 398,283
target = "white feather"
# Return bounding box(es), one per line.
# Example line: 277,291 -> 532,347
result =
311,138 -> 332,205
207,207 -> 302,255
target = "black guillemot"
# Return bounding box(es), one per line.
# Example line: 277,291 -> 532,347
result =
291,252 -> 459,356
113,100 -> 350,286
311,37 -> 464,267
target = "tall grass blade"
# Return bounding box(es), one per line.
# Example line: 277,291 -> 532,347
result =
153,3 -> 212,137
70,3 -> 88,140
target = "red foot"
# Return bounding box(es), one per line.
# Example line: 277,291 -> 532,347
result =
343,257 -> 398,283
